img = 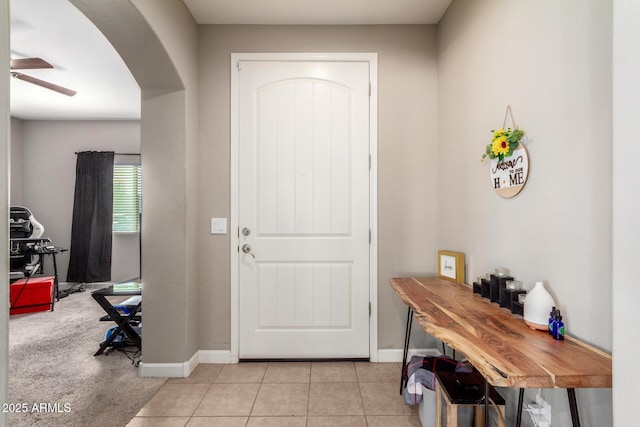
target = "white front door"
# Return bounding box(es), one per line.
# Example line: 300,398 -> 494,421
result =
237,59 -> 372,358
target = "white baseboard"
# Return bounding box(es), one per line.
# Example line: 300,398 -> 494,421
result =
139,348 -> 437,377
139,350 -> 232,377
139,362 -> 187,378
198,350 -> 234,364
185,350 -> 200,375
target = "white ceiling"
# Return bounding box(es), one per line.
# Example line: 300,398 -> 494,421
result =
10,0 -> 452,120
10,0 -> 140,120
183,0 -> 452,25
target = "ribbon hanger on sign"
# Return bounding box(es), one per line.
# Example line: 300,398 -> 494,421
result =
503,105 -> 517,130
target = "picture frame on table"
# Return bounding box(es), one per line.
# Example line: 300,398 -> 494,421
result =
437,250 -> 465,284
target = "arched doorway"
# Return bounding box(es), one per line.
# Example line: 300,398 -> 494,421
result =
68,0 -> 197,372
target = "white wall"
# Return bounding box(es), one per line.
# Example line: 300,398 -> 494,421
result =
438,0 -> 612,425
16,120 -> 141,283
612,0 -> 640,425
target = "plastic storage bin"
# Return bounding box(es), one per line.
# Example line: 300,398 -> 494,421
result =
10,276 -> 54,315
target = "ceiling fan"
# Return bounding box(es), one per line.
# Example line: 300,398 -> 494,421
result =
10,57 -> 77,97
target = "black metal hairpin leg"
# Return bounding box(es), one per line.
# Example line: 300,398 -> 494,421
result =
516,388 -> 524,427
568,388 -> 581,427
51,252 -> 59,306
484,379 -> 490,427
399,307 -> 414,394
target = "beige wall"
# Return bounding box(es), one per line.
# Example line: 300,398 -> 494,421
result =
197,25 -> 441,352
438,0 -> 612,425
3,0 -> 637,422
130,0 -> 201,362
70,0 -> 199,365
10,117 -> 23,207
14,120 -> 141,282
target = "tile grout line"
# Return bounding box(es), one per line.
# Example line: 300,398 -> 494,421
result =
247,363 -> 268,421
185,382 -> 214,426
355,364 -> 370,427
189,365 -> 225,425
306,363 -> 312,427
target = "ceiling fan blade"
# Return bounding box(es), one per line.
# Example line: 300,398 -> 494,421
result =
10,57 -> 54,70
11,72 -> 77,97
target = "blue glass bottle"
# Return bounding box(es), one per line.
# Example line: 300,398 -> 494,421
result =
554,314 -> 565,341
548,307 -> 557,336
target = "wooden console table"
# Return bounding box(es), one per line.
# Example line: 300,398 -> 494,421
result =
390,277 -> 612,427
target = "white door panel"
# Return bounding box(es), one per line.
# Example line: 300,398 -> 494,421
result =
238,60 -> 370,358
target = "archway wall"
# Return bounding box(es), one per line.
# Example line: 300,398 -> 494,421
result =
130,0 -> 200,367
69,0 -> 200,364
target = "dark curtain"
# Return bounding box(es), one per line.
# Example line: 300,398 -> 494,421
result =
67,151 -> 115,283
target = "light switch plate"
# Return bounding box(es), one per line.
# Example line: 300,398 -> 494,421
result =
210,218 -> 227,234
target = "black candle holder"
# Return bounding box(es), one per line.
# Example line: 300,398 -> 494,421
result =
473,281 -> 482,294
511,300 -> 524,316
481,278 -> 491,298
490,274 -> 513,303
499,287 -> 526,310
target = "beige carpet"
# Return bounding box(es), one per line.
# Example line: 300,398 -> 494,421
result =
8,284 -> 166,427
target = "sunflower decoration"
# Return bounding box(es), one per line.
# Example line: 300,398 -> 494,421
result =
482,127 -> 525,163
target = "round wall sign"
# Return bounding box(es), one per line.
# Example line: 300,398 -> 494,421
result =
489,143 -> 529,198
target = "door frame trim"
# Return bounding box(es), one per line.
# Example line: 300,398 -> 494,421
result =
230,52 -> 379,362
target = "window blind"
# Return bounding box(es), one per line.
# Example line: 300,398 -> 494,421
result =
113,164 -> 141,233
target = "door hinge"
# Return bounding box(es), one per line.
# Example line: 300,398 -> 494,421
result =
236,61 -> 243,71
369,229 -> 372,244
369,154 -> 372,170
369,82 -> 372,96
369,302 -> 372,317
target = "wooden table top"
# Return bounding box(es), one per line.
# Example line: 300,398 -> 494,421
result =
390,277 -> 612,389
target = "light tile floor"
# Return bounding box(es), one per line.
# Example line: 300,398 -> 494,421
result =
126,362 -> 421,427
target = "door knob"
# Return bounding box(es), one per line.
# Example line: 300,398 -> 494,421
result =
242,244 -> 255,259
